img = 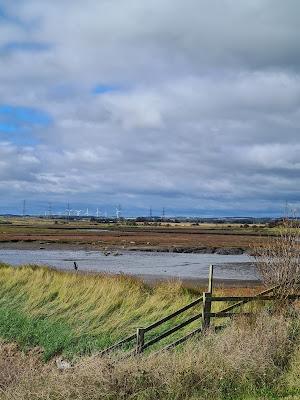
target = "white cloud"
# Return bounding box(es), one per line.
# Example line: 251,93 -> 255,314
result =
1,1 -> 300,214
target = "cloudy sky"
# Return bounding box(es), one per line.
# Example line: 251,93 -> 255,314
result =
0,0 -> 299,216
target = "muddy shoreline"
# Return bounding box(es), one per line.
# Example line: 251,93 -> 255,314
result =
0,240 -> 250,255
6,262 -> 260,289
135,274 -> 261,288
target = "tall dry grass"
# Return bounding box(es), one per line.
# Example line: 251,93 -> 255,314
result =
0,263 -> 281,360
0,312 -> 297,400
0,264 -> 204,359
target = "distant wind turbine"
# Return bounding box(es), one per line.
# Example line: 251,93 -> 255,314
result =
116,205 -> 122,219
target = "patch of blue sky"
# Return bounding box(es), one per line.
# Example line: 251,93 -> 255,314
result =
0,122 -> 19,133
93,84 -> 121,94
0,129 -> 39,146
0,105 -> 52,125
0,6 -> 14,21
0,42 -> 50,55
0,105 -> 52,146
0,5 -> 30,27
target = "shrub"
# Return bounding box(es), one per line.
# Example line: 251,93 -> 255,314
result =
254,217 -> 300,297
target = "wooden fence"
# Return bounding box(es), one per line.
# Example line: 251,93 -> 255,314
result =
101,265 -> 300,356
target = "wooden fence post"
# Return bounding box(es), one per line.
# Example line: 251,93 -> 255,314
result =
136,328 -> 145,354
208,264 -> 214,294
202,292 -> 212,330
202,265 -> 214,331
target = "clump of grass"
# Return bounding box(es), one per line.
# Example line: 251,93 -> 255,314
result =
0,312 -> 297,400
283,342 -> 300,396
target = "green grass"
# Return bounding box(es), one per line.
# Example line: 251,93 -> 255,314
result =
0,263 -> 205,359
0,306 -> 75,360
1,263 -> 300,399
0,263 -> 277,360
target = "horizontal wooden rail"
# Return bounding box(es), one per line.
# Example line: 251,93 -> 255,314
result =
207,312 -> 251,318
101,298 -> 202,355
159,327 -> 203,352
143,313 -> 202,350
214,283 -> 282,315
211,294 -> 300,302
144,297 -> 202,332
100,333 -> 136,355
157,324 -> 226,354
100,270 -> 300,357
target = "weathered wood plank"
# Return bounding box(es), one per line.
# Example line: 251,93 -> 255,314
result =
208,264 -> 214,294
144,297 -> 202,333
211,294 -> 300,302
100,333 -> 136,355
214,283 -> 283,315
143,313 -> 202,350
207,312 -> 251,318
202,292 -> 212,330
159,327 -> 203,352
136,328 -> 145,354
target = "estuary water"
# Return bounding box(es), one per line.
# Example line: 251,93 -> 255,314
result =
0,249 -> 258,281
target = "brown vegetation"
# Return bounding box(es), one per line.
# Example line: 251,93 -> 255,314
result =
0,220 -> 267,252
254,218 -> 300,297
0,312 -> 298,400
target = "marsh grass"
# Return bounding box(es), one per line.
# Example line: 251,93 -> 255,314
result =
0,312 -> 298,400
0,264 -> 208,359
1,264 -> 300,399
0,263 -> 275,359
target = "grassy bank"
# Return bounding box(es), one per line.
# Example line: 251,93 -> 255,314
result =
0,263 -> 204,360
0,313 -> 300,400
1,263 -> 300,399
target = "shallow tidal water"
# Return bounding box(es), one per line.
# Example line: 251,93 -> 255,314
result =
0,249 -> 258,281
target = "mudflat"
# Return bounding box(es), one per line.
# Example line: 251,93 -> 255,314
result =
0,218 -> 269,254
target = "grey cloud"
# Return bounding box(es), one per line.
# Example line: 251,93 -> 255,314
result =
0,142 -> 40,182
1,1 -> 300,214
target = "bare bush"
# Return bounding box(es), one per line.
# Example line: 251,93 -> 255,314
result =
254,217 -> 300,297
